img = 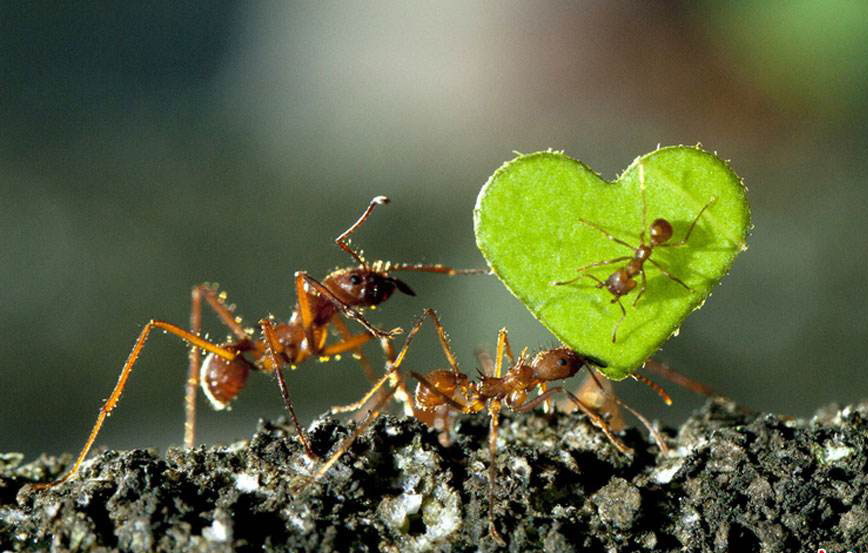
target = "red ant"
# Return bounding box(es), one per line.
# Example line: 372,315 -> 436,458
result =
34,196 -> 484,489
310,309 -> 668,545
563,358 -> 718,431
553,162 -> 715,342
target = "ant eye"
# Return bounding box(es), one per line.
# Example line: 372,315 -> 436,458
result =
558,358 -> 568,367
349,274 -> 362,285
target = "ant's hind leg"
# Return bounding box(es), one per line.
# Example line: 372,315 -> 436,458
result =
611,297 -> 628,343
552,257 -> 631,286
632,270 -> 648,307
33,321 -> 238,489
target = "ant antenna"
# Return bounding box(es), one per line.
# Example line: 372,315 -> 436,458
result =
335,195 -> 391,269
584,366 -> 669,453
375,262 -> 489,276
631,372 -> 673,405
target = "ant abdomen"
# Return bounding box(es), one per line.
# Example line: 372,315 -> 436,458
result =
201,349 -> 255,410
414,369 -> 468,410
606,269 -> 637,295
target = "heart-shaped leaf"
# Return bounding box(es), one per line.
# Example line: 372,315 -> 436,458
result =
474,146 -> 750,379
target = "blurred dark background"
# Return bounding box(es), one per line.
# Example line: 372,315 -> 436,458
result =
3,2 -> 868,458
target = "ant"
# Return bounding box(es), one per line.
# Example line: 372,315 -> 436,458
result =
310,308 -> 668,545
553,162 -> 716,342
564,358 -> 718,431
34,196 -> 484,489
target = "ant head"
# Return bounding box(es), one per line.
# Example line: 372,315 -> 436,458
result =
650,218 -> 673,245
331,268 -> 416,307
532,347 -> 600,381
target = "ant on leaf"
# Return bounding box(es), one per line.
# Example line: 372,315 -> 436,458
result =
553,162 -> 715,343
34,196 -> 484,489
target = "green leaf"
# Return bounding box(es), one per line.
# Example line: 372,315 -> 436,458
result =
474,146 -> 750,379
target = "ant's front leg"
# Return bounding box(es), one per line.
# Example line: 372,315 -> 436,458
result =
260,319 -> 317,459
331,315 -> 377,383
611,296 -> 628,343
331,308 -> 443,417
34,321 -> 238,489
305,383 -> 397,487
515,387 -> 632,455
632,269 -> 648,307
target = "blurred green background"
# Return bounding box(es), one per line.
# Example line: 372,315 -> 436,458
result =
3,2 -> 868,458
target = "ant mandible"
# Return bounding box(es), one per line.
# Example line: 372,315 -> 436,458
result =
34,196 -> 484,489
553,162 -> 716,342
316,308 -> 667,545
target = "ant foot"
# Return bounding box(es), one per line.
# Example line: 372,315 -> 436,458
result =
488,522 -> 507,546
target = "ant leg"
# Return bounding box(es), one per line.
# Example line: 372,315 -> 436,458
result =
515,387 -> 631,455
330,371 -> 393,415
642,359 -> 717,398
611,397 -> 669,454
33,321 -> 238,489
261,319 -> 317,459
297,272 -> 400,339
585,368 -> 669,453
630,373 -> 673,405
659,196 -> 716,248
320,333 -> 373,356
577,218 -> 637,250
335,196 -> 391,267
425,308 -> 463,375
647,258 -> 691,290
187,284 -> 253,448
537,382 -> 554,414
187,288 -> 203,450
307,384 -> 398,485
611,297 -> 628,343
632,269 -> 648,307
572,369 -> 624,432
552,257 -> 632,286
331,316 -> 377,383
493,328 -> 516,378
329,312 -> 429,415
487,399 -> 507,546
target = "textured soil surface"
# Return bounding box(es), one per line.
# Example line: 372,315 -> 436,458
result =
2,399 -> 868,552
